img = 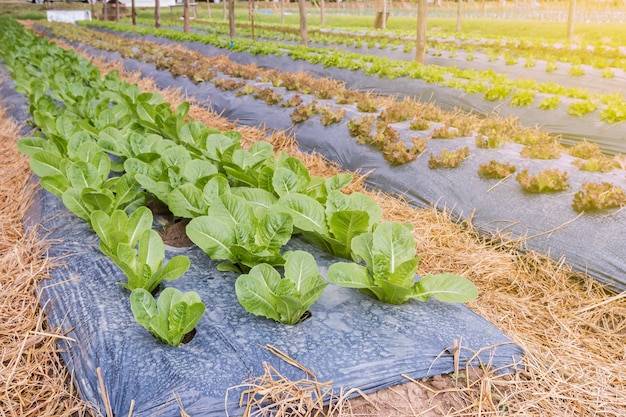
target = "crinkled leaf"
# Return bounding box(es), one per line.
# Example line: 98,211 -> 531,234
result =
182,159 -> 218,184
371,222 -> 416,278
232,187 -> 277,210
384,258 -> 421,288
209,194 -> 252,226
256,212 -> 293,253
328,211 -> 370,258
168,183 -> 205,218
272,167 -> 307,196
66,161 -> 102,190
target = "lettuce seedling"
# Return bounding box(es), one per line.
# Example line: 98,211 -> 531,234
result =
235,251 -> 327,325
186,194 -> 293,272
273,190 -> 381,259
130,287 -> 205,347
91,207 -> 191,292
328,222 -> 477,305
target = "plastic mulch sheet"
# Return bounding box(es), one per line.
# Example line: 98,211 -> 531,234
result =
24,183 -> 522,417
113,29 -> 626,156
71,42 -> 626,292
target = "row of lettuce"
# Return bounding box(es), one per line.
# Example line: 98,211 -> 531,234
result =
41,22 -> 626,212
0,18 -> 476,346
188,19 -> 626,75
84,19 -> 626,124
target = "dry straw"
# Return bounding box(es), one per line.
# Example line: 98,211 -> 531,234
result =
0,105 -> 91,416
6,29 -> 626,416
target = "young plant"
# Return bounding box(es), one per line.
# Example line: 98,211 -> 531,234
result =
572,182 -> 626,212
428,147 -> 470,169
510,90 -> 534,107
130,287 -> 205,347
516,169 -> 569,193
91,207 -> 191,292
235,251 -> 327,325
568,64 -> 585,77
186,193 -> 293,272
273,190 -> 382,259
478,160 -> 516,179
568,100 -> 598,117
328,222 -> 477,305
539,95 -> 561,110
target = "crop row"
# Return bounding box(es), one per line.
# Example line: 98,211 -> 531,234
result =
190,18 -> 626,74
84,19 -> 626,123
41,22 -> 626,212
1,18 -> 477,345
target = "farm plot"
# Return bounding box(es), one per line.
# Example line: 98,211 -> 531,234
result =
1,18 -> 523,417
3,17 -> 620,415
43,22 -> 626,292
86,19 -> 626,155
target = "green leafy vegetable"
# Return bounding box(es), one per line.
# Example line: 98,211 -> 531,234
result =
91,207 -> 191,291
186,194 -> 293,272
235,251 -> 327,324
130,287 -> 205,347
328,222 -> 477,305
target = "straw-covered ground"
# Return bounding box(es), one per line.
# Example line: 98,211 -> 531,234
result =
2,28 -> 626,416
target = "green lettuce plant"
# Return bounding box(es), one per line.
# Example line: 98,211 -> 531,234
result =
328,222 -> 477,305
91,207 -> 191,292
273,190 -> 382,259
235,251 -> 327,325
130,287 -> 205,347
186,194 -> 293,272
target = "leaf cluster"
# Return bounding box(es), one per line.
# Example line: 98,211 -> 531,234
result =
428,147 -> 470,169
572,182 -> 626,212
516,169 -> 569,193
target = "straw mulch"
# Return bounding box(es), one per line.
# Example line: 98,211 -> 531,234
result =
0,105 -> 91,416
5,30 -> 626,416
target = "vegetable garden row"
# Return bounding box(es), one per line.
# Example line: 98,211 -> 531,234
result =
3,17 -> 478,338
85,19 -> 626,138
35,20 -> 626,292
0,17 -> 529,416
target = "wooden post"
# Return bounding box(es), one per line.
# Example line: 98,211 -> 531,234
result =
249,0 -> 255,40
456,0 -> 461,32
298,0 -> 308,46
229,0 -> 235,39
415,0 -> 426,63
567,0 -> 576,39
155,0 -> 160,28
281,0 -> 285,25
223,0 -> 227,21
321,0 -> 325,25
207,0 -> 211,18
382,0 -> 387,29
183,0 -> 190,32
115,0 -> 120,22
132,0 -> 136,25
103,0 -> 108,21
